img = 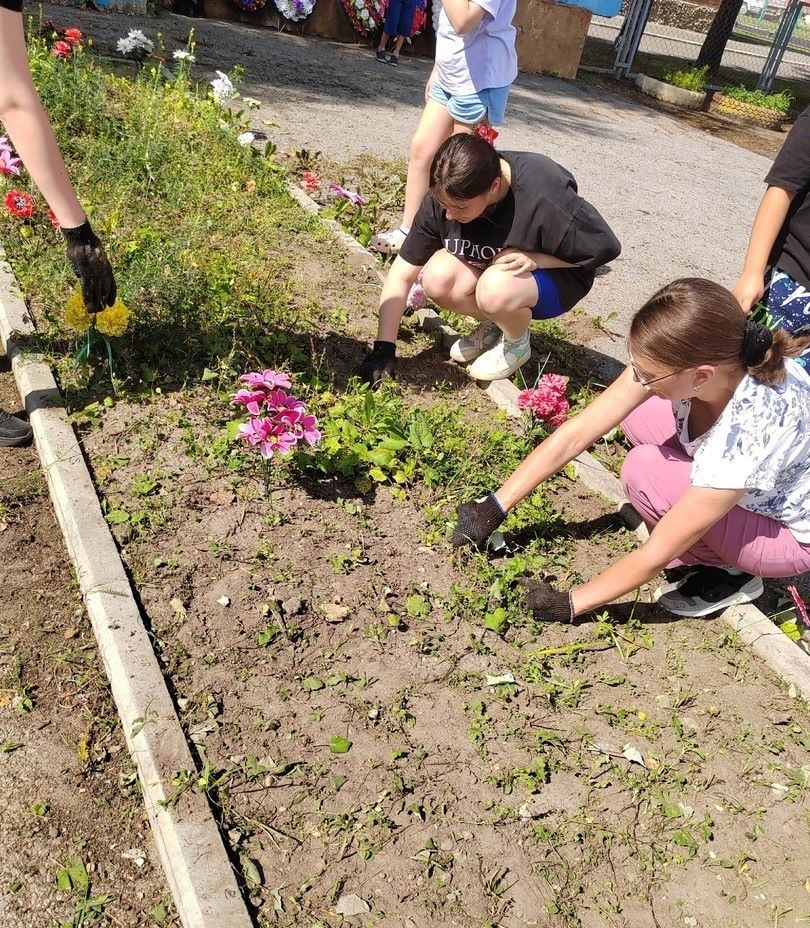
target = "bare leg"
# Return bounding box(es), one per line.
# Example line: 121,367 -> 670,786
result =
474,266 -> 539,341
421,249 -> 484,318
376,31 -> 391,52
392,35 -> 406,56
402,101 -> 475,230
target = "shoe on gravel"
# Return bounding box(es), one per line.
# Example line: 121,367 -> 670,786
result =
467,332 -> 531,381
369,226 -> 407,254
0,408 -> 33,447
449,319 -> 502,364
375,49 -> 387,62
655,566 -> 764,617
388,54 -> 399,66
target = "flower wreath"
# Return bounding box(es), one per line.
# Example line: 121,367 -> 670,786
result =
231,0 -> 269,12
274,0 -> 316,20
338,0 -> 385,37
411,0 -> 427,36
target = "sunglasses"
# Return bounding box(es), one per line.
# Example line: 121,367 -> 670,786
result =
630,364 -> 685,388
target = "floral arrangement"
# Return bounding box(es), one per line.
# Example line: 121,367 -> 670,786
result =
476,124 -> 499,146
517,372 -> 570,428
116,29 -> 154,60
232,0 -> 269,11
232,370 -> 320,491
338,0 -> 385,38
274,0 -> 317,20
411,0 -> 427,36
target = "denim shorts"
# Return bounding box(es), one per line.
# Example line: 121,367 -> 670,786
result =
429,82 -> 510,127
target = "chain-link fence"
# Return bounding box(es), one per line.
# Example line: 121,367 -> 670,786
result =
581,0 -> 810,123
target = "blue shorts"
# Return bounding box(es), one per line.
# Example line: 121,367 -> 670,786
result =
429,82 -> 510,127
531,269 -> 566,320
383,0 -> 417,37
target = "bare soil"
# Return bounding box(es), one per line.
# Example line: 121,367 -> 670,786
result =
0,367 -> 176,928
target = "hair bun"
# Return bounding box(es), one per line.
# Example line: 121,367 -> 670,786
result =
740,318 -> 773,366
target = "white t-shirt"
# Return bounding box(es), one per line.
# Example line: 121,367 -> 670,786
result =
673,359 -> 810,543
435,0 -> 518,96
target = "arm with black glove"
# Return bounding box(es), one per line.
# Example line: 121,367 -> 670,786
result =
519,578 -> 575,623
452,493 -> 506,547
63,220 -> 117,312
356,256 -> 421,386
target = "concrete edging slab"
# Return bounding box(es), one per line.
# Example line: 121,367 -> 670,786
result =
0,248 -> 254,928
286,177 -> 810,704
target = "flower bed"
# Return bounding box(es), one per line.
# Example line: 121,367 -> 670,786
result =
708,91 -> 789,130
4,29 -> 810,928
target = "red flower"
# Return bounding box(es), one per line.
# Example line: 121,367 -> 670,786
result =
476,124 -> 499,146
4,190 -> 35,219
64,27 -> 83,46
51,40 -> 73,59
47,208 -> 61,229
299,170 -> 320,192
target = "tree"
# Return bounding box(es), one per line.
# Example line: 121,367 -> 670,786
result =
696,0 -> 745,73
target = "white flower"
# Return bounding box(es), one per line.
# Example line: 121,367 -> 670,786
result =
237,131 -> 256,146
117,28 -> 153,57
210,70 -> 235,104
172,49 -> 196,63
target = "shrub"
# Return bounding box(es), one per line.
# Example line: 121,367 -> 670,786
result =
721,85 -> 794,114
661,65 -> 709,93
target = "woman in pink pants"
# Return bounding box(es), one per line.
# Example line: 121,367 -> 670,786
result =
452,278 -> 810,619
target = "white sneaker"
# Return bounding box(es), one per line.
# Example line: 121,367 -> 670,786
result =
467,332 -> 531,381
449,319 -> 502,363
369,227 -> 407,255
655,566 -> 764,617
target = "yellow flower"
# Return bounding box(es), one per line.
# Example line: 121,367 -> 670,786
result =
64,286 -> 130,337
64,287 -> 92,332
95,299 -> 130,337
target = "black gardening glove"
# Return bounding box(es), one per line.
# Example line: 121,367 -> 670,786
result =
452,493 -> 506,548
519,579 -> 575,623
63,219 -> 117,313
358,340 -> 397,386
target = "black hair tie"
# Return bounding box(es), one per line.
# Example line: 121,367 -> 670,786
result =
740,318 -> 773,366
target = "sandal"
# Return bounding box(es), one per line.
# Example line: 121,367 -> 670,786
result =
369,226 -> 408,255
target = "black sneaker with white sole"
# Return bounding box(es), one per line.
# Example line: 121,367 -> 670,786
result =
0,409 -> 33,447
655,566 -> 764,617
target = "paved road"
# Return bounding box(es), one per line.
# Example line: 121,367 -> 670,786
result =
42,3 -> 783,365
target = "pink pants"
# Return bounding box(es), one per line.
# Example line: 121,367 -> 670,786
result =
620,396 -> 810,577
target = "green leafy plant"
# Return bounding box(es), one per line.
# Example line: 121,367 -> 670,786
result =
721,85 -> 794,114
660,64 -> 709,92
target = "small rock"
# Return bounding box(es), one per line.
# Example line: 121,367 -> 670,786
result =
217,596 -> 231,607
334,894 -> 370,917
281,596 -> 304,617
321,602 -> 351,623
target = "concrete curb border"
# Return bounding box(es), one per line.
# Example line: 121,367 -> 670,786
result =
0,248 -> 254,928
287,179 -> 810,704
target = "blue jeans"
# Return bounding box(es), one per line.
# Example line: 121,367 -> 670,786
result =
383,0 -> 417,37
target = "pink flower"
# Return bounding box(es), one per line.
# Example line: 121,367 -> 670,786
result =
0,138 -> 21,178
300,170 -> 320,192
476,125 -> 499,146
296,412 -> 321,447
231,388 -> 267,415
238,416 -> 298,459
788,585 -> 810,629
52,40 -> 73,59
64,27 -> 83,47
407,283 -> 426,310
517,373 -> 570,427
328,182 -> 367,206
239,369 -> 292,391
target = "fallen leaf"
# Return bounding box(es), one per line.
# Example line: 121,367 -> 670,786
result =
170,598 -> 187,620
329,735 -> 352,754
621,744 -> 646,767
486,673 -> 516,686
335,894 -> 370,917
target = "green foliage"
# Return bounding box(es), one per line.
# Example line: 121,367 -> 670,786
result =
661,64 -> 708,92
721,84 -> 794,114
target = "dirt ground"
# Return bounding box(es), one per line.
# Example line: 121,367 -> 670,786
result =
0,368 -> 176,928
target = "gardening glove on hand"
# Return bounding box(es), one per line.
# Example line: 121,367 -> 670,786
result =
452,493 -> 506,548
358,340 -> 397,387
63,219 -> 117,314
519,579 -> 575,623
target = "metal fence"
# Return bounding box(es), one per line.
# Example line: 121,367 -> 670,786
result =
581,0 -> 810,119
